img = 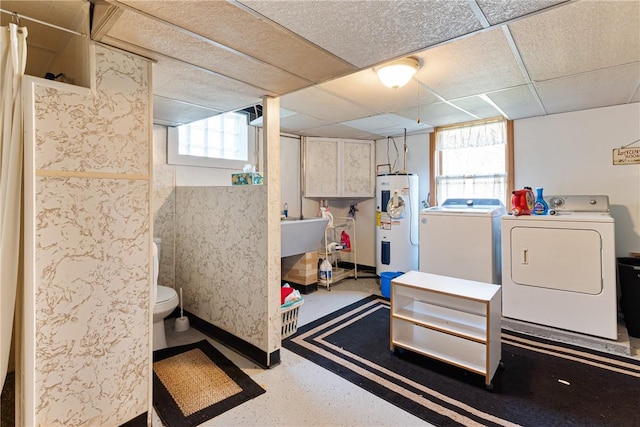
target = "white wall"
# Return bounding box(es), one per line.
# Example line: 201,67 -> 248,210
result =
515,103 -> 640,257
280,134 -> 302,218
375,133 -> 432,207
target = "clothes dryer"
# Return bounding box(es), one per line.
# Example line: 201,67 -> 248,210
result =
501,195 -> 617,340
419,199 -> 506,284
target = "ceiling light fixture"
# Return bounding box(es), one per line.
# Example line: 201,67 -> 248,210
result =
375,57 -> 421,89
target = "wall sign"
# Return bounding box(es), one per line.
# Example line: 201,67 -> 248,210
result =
613,146 -> 640,165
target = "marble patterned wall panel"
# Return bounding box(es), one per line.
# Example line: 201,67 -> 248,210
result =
31,43 -> 151,426
33,45 -> 149,175
34,176 -> 149,426
152,125 -> 176,287
176,186 -> 269,350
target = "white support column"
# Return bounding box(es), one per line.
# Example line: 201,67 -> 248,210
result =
262,96 -> 282,361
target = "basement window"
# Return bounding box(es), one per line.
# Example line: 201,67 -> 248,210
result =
430,118 -> 513,206
168,111 -> 252,169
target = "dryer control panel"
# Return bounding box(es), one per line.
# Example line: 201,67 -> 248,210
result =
545,195 -> 609,214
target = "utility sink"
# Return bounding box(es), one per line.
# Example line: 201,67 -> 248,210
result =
281,217 -> 329,257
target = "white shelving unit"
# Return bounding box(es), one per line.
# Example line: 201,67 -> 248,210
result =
390,270 -> 502,389
319,217 -> 357,290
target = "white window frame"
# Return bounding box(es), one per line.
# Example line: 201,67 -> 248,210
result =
167,112 -> 254,170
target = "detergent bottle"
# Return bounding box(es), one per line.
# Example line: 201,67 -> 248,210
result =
319,258 -> 333,284
533,187 -> 549,215
510,187 -> 535,216
341,231 -> 351,251
320,206 -> 334,227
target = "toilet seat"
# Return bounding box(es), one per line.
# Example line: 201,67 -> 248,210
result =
156,285 -> 177,304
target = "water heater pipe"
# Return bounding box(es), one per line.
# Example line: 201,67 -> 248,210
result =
401,128 -> 408,173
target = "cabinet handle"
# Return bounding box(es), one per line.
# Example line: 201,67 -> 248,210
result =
521,248 -> 529,265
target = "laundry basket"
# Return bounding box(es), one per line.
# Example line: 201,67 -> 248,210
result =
281,299 -> 304,339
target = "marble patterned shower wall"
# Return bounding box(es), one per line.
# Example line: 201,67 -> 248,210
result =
153,125 -> 176,287
27,44 -> 151,426
176,186 -> 275,352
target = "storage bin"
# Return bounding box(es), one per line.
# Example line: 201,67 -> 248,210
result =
281,299 -> 304,339
618,257 -> 640,338
380,271 -> 403,298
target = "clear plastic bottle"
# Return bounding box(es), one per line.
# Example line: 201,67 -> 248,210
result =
283,202 -> 288,218
533,187 -> 549,215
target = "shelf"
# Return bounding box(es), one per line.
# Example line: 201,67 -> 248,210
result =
390,271 -> 502,387
393,296 -> 487,340
391,319 -> 486,374
320,217 -> 357,290
392,310 -> 486,343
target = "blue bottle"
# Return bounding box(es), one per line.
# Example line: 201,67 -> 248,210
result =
533,187 -> 549,215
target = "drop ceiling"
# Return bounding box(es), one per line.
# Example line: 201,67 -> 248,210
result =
3,0 -> 639,139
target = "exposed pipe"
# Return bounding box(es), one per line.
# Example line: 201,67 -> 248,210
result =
402,128 -> 408,173
300,136 -> 305,219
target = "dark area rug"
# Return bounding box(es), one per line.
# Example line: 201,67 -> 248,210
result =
283,295 -> 640,427
153,340 -> 265,427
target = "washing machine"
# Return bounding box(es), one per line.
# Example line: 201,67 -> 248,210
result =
501,195 -> 617,340
419,198 -> 506,284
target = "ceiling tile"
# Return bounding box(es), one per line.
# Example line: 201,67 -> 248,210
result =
119,0 -> 356,83
280,86 -> 378,122
238,0 -> 483,68
353,114 -> 431,138
509,1 -> 640,81
153,96 -> 222,126
449,96 -> 502,119
535,63 -> 640,115
398,102 -> 476,127
279,114 -> 330,133
106,10 -> 310,94
486,85 -> 546,120
342,114 -> 424,134
152,58 -> 265,113
319,68 -> 440,114
476,0 -> 567,26
300,123 -> 378,140
415,27 -> 528,100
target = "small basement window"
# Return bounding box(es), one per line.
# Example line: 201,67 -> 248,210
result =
168,111 -> 253,169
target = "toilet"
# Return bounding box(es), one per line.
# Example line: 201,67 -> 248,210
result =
152,239 -> 179,350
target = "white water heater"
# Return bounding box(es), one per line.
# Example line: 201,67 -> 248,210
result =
376,173 -> 419,275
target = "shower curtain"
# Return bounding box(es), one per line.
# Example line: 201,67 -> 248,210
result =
1,22 -> 27,389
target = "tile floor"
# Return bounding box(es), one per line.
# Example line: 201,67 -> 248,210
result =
153,277 -> 640,427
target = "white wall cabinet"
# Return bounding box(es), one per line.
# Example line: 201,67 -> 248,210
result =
304,137 -> 374,198
390,271 -> 502,389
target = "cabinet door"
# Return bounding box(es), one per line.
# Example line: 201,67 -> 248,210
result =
510,227 -> 602,294
304,139 -> 340,197
342,140 -> 374,197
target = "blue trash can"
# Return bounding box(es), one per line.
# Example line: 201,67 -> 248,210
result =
380,271 -> 403,298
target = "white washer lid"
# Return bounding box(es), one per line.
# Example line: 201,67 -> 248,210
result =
156,286 -> 176,303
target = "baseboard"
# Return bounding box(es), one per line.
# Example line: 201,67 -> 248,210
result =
120,412 -> 147,427
184,310 -> 280,369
